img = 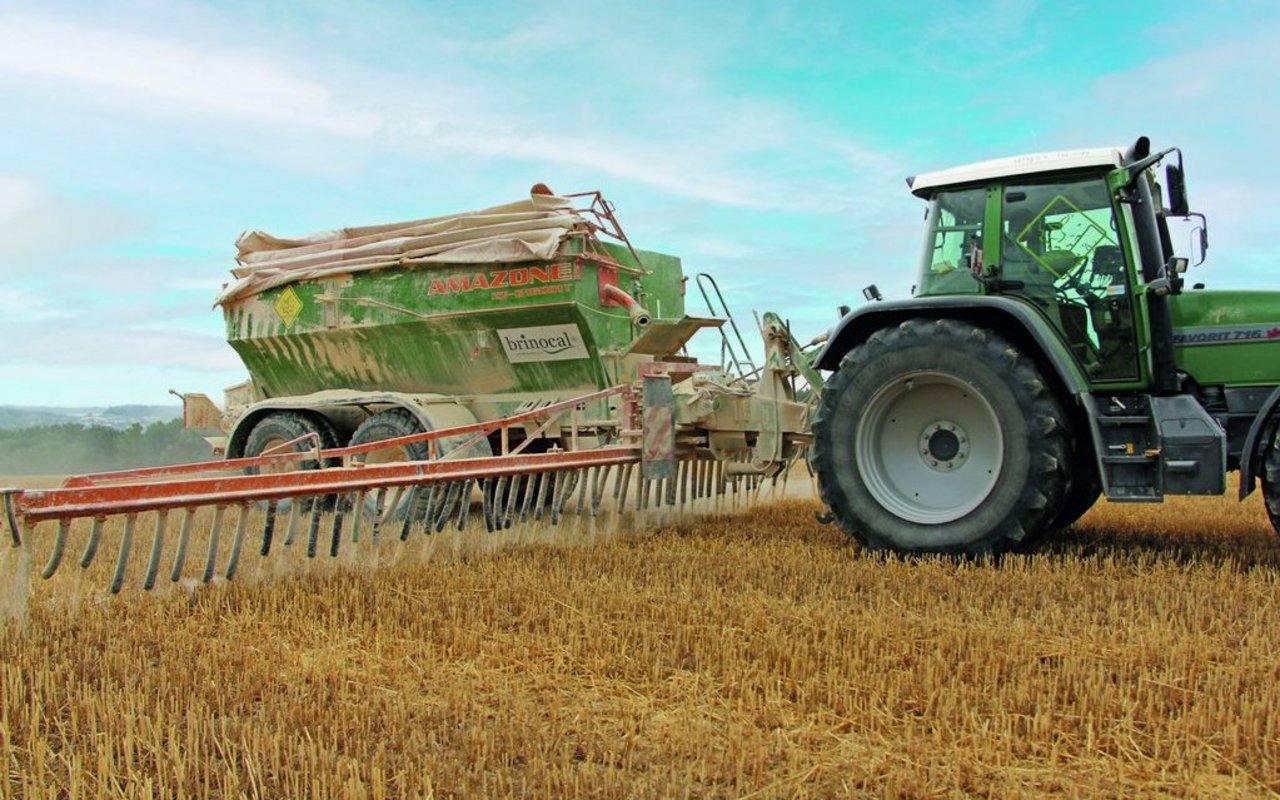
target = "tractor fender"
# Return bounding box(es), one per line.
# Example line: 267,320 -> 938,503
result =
813,296 -> 1091,402
225,390 -> 481,459
1237,385 -> 1280,500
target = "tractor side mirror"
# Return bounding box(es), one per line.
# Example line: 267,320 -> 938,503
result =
1188,212 -> 1209,266
1165,163 -> 1189,216
862,285 -> 883,302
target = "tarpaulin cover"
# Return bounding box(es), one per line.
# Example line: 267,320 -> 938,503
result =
216,192 -> 581,305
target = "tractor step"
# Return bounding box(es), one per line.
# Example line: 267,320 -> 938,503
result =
1086,393 -> 1229,502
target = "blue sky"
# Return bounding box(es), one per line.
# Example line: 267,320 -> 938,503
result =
1,0 -> 1276,406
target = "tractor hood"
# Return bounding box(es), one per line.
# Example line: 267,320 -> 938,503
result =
1170,289 -> 1280,386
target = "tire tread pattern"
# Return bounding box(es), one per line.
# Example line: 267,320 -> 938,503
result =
1262,424 -> 1280,536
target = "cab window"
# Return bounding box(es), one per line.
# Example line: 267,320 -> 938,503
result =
915,188 -> 985,296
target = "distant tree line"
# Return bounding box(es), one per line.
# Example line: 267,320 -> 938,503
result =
0,419 -> 213,475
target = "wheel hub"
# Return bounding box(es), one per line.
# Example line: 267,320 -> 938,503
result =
920,422 -> 968,471
854,371 -> 1003,524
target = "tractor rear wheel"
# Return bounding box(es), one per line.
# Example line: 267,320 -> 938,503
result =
811,318 -> 1070,556
1262,423 -> 1280,535
1049,471 -> 1101,532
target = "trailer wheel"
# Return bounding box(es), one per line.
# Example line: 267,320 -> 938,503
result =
244,412 -> 341,512
349,410 -> 431,522
811,318 -> 1069,556
1262,424 -> 1280,535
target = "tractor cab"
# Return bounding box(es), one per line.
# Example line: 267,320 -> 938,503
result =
909,147 -> 1160,385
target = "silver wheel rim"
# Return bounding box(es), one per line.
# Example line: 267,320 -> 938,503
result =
855,370 -> 1003,524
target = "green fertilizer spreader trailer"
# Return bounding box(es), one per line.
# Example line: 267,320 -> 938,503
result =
189,188 -> 812,471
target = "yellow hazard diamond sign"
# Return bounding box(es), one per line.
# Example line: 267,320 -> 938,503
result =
273,286 -> 303,328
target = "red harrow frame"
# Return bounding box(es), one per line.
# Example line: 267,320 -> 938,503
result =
4,384 -> 790,595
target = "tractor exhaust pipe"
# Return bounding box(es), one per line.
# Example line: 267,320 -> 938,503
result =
602,285 -> 652,328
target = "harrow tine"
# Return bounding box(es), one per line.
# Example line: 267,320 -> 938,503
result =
350,492 -> 366,543
432,482 -> 459,533
370,489 -> 387,541
203,506 -> 226,583
576,467 -> 591,516
81,516 -> 105,568
503,475 -> 521,529
397,488 -> 416,541
260,500 -> 278,557
436,482 -> 459,533
225,504 -> 249,580
417,485 -> 438,535
142,510 -> 169,590
520,473 -> 539,523
41,519 -> 71,580
534,472 -> 551,522
456,479 -> 474,530
306,498 -> 324,557
283,501 -> 301,547
639,477 -> 650,511
381,486 -> 403,530
3,489 -> 21,546
679,460 -> 688,507
481,478 -> 496,532
617,464 -> 633,510
170,508 -> 195,583
565,468 -> 581,517
549,472 -> 565,525
329,495 -> 346,557
110,513 -> 138,595
666,472 -> 677,507
591,465 -> 610,517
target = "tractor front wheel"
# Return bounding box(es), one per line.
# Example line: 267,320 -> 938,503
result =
811,318 -> 1070,556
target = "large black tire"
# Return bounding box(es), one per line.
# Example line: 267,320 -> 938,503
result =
350,409 -> 429,463
244,411 -> 341,469
244,411 -> 341,512
1049,470 -> 1101,532
349,409 -> 429,522
1262,423 -> 1280,535
811,318 -> 1070,556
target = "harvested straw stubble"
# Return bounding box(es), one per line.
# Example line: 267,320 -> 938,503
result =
3,489 -> 1279,798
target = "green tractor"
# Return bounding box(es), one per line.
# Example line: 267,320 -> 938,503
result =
810,136 -> 1280,554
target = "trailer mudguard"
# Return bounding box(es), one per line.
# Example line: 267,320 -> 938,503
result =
813,296 -> 1091,401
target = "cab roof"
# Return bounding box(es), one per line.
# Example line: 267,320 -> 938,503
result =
908,147 -> 1124,198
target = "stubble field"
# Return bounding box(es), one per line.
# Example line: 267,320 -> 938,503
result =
2,479 -> 1278,798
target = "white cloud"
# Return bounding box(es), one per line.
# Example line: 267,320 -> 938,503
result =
0,175 -> 137,264
2,321 -> 238,370
0,13 -> 377,136
0,9 -> 897,214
